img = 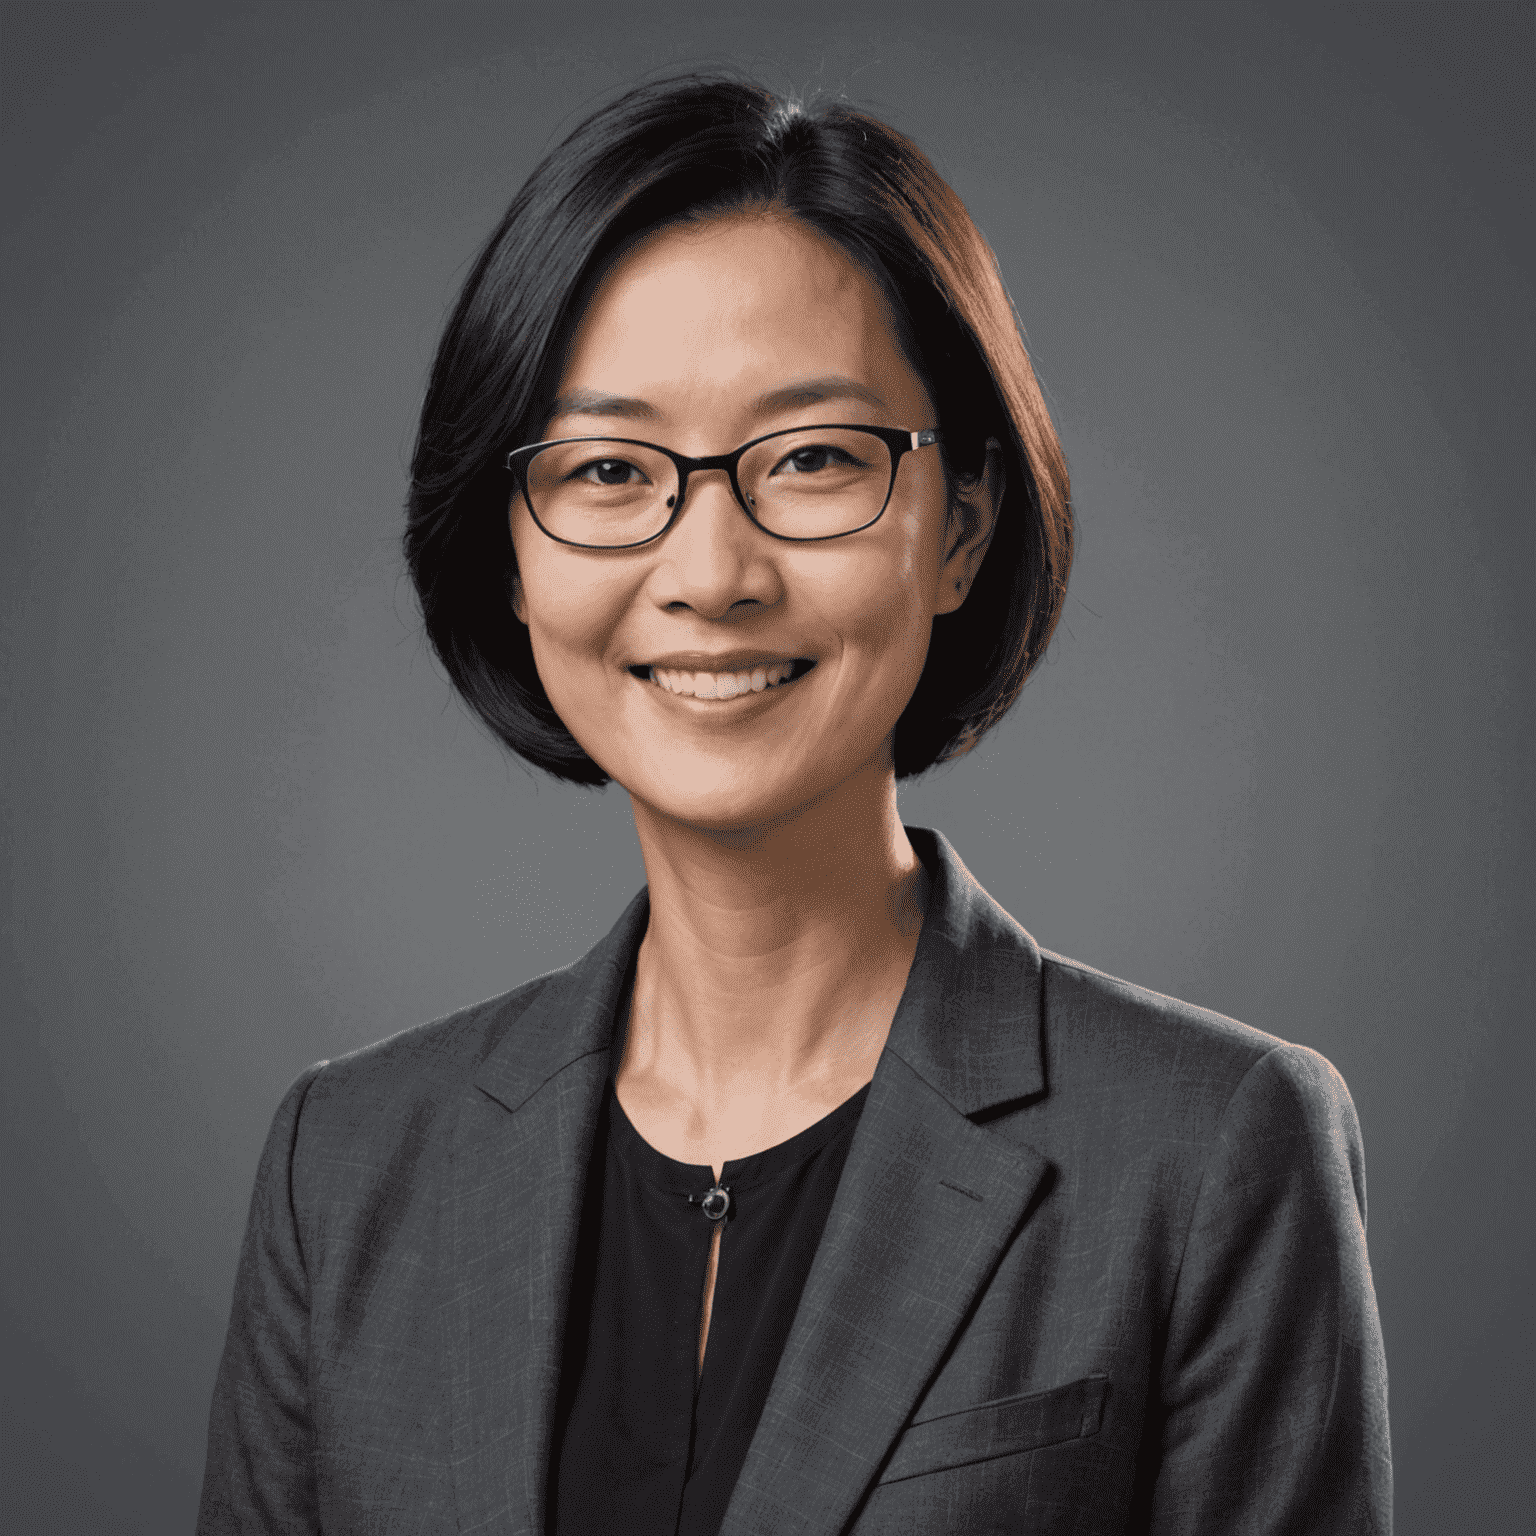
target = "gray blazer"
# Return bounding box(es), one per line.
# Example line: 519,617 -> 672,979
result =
198,828 -> 1390,1533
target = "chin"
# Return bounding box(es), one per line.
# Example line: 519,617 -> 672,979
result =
627,780 -> 811,838
617,741 -> 889,841
606,749 -> 810,833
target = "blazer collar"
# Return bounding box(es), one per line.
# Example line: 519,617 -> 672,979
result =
470,883 -> 649,1114
468,824 -> 1045,1120
450,825 -> 1047,1535
885,827 -> 1045,1116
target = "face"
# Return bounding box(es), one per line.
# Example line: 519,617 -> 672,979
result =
509,212 -> 998,833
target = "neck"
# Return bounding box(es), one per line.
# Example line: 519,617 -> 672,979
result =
622,759 -> 927,1107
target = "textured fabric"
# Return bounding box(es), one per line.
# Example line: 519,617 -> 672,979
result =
549,1081 -> 866,1536
197,827 -> 1392,1534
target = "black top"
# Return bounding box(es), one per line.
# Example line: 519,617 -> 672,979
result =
548,1074 -> 869,1536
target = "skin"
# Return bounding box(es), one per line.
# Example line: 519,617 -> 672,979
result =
508,211 -> 1002,1366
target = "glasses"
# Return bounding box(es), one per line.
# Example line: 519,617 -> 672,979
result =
505,424 -> 942,549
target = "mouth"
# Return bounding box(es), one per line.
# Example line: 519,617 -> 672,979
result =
627,658 -> 817,700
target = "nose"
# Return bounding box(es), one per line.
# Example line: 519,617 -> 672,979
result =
647,466 -> 784,619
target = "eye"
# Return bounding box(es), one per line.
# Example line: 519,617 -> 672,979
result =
771,443 -> 868,476
572,457 -> 650,488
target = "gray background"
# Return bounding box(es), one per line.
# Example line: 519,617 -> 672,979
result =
2,2 -> 1530,1531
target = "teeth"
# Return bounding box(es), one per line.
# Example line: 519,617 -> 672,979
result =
647,662 -> 801,697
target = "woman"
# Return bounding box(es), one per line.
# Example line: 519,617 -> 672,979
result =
199,76 -> 1390,1534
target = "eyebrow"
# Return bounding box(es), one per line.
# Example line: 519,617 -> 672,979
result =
545,388 -> 660,422
545,375 -> 889,425
751,376 -> 889,414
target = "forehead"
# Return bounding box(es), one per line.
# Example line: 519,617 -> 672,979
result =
554,213 -> 928,422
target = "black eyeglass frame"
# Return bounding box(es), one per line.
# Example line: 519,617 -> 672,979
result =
504,423 -> 943,550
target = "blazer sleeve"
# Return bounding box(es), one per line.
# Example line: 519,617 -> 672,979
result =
197,1061 -> 328,1535
1143,1043 -> 1392,1535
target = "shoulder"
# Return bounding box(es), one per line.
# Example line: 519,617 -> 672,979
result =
269,969 -> 562,1178
1033,947 -> 1360,1177
1042,946 -> 1279,1071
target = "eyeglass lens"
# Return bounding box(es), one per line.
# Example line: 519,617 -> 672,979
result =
523,428 -> 895,546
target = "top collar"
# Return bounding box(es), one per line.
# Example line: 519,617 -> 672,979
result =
887,827 -> 1046,1115
471,826 -> 1045,1121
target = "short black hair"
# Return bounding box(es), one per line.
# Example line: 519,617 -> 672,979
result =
404,74 -> 1073,783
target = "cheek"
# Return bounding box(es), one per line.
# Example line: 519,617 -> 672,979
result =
513,537 -> 626,681
804,524 -> 937,681
851,504 -> 941,642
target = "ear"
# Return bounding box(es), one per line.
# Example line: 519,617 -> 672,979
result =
934,437 -> 1005,616
509,569 -> 528,625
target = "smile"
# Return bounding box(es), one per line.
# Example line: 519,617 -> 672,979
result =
630,659 -> 816,700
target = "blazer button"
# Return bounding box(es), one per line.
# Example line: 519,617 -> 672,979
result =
700,1184 -> 731,1221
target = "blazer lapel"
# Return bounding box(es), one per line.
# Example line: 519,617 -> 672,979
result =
443,827 -> 1045,1535
447,890 -> 649,1535
721,829 -> 1051,1536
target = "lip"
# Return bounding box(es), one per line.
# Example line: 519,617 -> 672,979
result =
628,654 -> 818,705
630,649 -> 813,672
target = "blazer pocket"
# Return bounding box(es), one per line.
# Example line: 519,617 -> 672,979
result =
876,1375 -> 1109,1485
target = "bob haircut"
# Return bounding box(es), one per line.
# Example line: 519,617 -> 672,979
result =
405,74 -> 1073,783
